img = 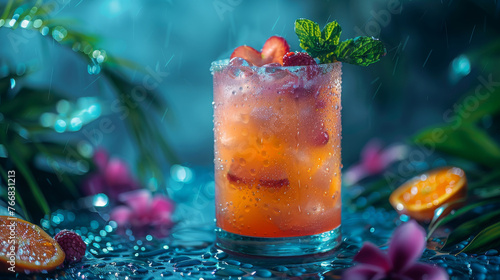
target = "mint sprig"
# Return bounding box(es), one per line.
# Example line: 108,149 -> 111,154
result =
294,18 -> 386,66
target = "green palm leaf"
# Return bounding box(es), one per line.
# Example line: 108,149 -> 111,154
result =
427,198 -> 500,240
2,140 -> 50,215
0,164 -> 30,221
413,124 -> 500,168
0,0 -> 179,221
460,221 -> 500,254
443,209 -> 500,250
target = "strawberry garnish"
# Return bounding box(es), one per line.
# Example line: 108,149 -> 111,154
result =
230,36 -> 290,66
282,52 -> 317,66
230,46 -> 261,66
261,36 -> 290,65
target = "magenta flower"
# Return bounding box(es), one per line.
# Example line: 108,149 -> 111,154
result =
344,139 -> 408,185
343,220 -> 448,280
81,149 -> 139,200
110,189 -> 175,237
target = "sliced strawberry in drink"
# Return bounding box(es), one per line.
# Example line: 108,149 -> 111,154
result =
230,46 -> 262,66
227,161 -> 289,188
227,172 -> 289,188
259,178 -> 290,188
227,172 -> 253,185
261,36 -> 290,65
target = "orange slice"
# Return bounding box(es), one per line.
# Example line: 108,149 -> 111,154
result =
0,216 -> 65,273
389,167 -> 467,222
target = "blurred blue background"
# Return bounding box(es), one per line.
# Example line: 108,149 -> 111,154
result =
1,0 -> 499,168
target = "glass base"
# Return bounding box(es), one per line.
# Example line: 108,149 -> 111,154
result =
215,226 -> 341,257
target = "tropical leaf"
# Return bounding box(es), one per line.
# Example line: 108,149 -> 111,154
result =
102,67 -> 171,115
1,139 -> 50,215
105,56 -> 144,71
454,79 -> 500,124
346,176 -> 396,212
0,0 -> 15,20
473,185 -> 500,198
443,209 -> 500,249
468,169 -> 500,189
428,197 -> 467,229
427,198 -> 500,239
467,38 -> 500,66
102,66 -> 178,183
33,141 -> 84,197
460,221 -> 500,254
0,0 -> 179,221
0,88 -> 66,119
413,123 -> 500,168
0,164 -> 30,221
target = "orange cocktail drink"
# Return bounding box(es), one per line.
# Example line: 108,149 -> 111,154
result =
212,59 -> 342,256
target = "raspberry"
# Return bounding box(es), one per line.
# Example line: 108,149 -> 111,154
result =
283,52 -> 320,84
54,230 -> 86,264
282,52 -> 317,66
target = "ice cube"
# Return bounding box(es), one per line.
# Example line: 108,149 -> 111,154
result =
229,57 -> 253,67
227,57 -> 255,79
261,63 -> 289,80
249,106 -> 286,134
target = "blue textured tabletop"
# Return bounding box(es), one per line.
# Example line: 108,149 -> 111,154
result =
2,168 -> 500,280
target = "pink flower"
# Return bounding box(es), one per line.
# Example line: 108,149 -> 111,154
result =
343,220 -> 448,280
81,149 -> 139,200
345,139 -> 408,185
110,189 -> 175,237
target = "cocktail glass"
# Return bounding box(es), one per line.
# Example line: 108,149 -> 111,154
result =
211,59 -> 342,256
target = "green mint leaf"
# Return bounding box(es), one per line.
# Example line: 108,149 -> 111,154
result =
294,19 -> 322,57
317,52 -> 337,64
321,21 -> 342,47
294,18 -> 386,66
333,37 -> 386,66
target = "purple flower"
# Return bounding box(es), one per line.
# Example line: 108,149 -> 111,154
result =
345,139 -> 408,185
81,149 -> 139,200
110,189 -> 175,237
343,220 -> 448,280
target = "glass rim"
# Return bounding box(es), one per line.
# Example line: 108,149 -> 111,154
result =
210,59 -> 341,73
